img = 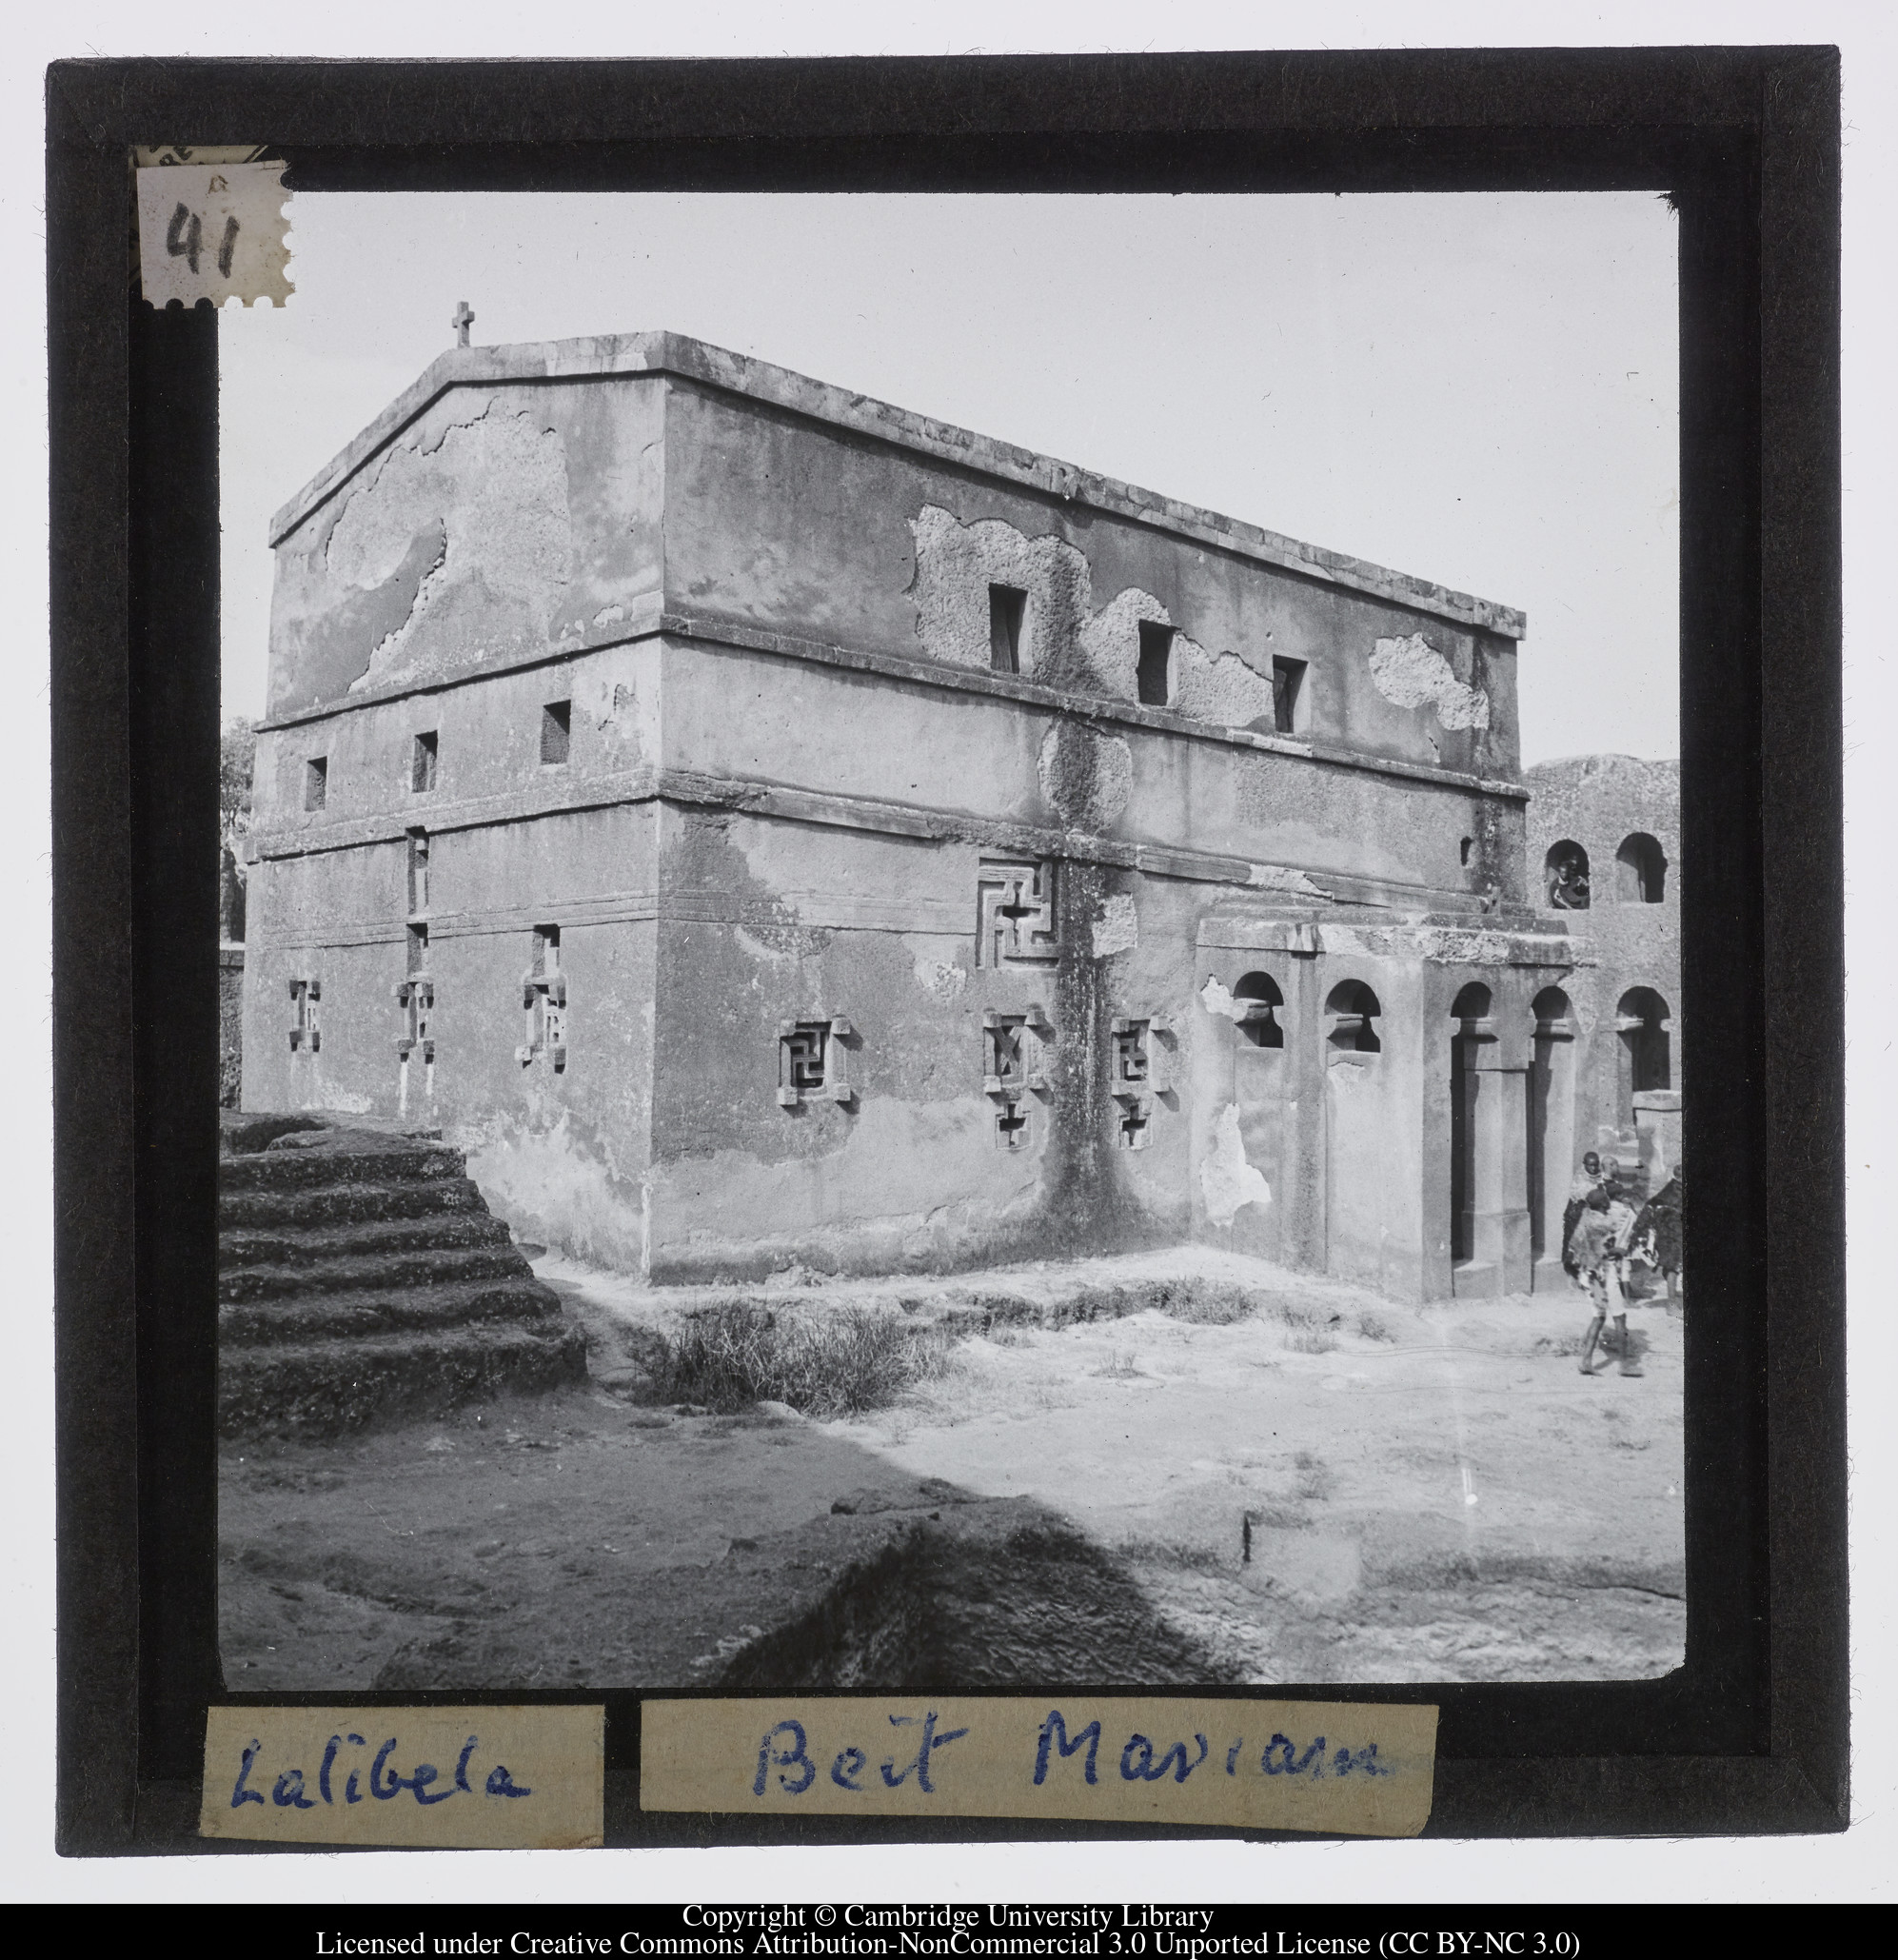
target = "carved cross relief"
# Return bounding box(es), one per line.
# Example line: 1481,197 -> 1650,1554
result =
976,858 -> 1059,968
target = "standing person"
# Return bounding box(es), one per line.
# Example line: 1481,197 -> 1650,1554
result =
1560,1151 -> 1606,1281
1572,1185 -> 1644,1377
1634,1164 -> 1685,1302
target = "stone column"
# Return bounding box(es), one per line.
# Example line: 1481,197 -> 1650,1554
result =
1453,1019 -> 1533,1297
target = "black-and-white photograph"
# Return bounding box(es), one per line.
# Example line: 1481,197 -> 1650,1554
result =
213,188 -> 1685,1693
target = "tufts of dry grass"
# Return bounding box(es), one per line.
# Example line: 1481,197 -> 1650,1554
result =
644,1301 -> 948,1418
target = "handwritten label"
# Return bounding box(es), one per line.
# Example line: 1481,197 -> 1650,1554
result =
199,1706 -> 603,1848
136,160 -> 292,308
642,1696 -> 1435,1837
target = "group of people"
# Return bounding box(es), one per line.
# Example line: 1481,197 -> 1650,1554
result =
1559,1151 -> 1685,1378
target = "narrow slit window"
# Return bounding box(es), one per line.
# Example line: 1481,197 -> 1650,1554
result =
541,700 -> 572,765
406,829 -> 430,917
988,585 -> 1027,675
303,756 -> 327,811
407,921 -> 429,974
1271,656 -> 1307,733
1137,622 -> 1174,706
411,730 -> 439,794
520,924 -> 567,1073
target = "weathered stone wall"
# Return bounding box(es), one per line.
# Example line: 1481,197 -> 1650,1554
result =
1523,754 -> 1682,1263
247,333 -> 1556,1301
219,944 -> 246,1108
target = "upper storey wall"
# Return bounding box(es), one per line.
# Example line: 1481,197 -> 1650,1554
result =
267,372 -> 667,720
265,334 -> 1525,785
662,376 -> 1523,783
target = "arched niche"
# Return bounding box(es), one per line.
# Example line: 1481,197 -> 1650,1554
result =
1616,986 -> 1672,1116
1527,986 -> 1577,1276
1544,840 -> 1591,910
1450,980 -> 1493,1024
1447,981 -> 1496,1266
1325,979 -> 1382,1055
1615,832 -> 1668,903
1233,970 -> 1285,1049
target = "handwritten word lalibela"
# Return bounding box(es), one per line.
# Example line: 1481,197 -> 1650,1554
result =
228,1731 -> 534,1811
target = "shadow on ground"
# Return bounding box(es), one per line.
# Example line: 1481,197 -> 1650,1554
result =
219,1385 -> 1232,1693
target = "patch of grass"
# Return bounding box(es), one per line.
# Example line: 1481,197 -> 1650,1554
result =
1356,1312 -> 1395,1343
644,1301 -> 948,1418
1287,1330 -> 1339,1355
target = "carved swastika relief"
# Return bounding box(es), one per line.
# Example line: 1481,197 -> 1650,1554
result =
976,859 -> 1059,968
778,1016 -> 856,1109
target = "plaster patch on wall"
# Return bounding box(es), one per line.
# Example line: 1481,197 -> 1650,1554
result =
593,604 -> 628,626
1417,926 -> 1514,967
1318,925 -> 1373,957
908,503 -> 1293,724
1171,638 -> 1279,728
733,925 -> 807,968
1090,893 -> 1139,960
333,399 -> 576,699
907,505 -> 1092,683
597,680 -> 639,731
1038,722 -> 1133,830
1368,633 -> 1490,731
910,952 -> 969,1001
1077,585 -> 1170,701
461,1111 -> 645,1272
1200,1103 -> 1271,1226
1248,862 -> 1329,896
1198,976 -> 1244,1022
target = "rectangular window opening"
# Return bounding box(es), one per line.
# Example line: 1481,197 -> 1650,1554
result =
532,923 -> 561,975
541,700 -> 572,765
406,830 -> 430,917
988,585 -> 1027,675
407,922 -> 429,974
303,756 -> 327,811
1271,656 -> 1307,734
411,730 -> 439,794
1137,622 -> 1174,706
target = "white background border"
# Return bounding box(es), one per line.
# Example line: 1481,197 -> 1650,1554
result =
8,0 -> 1890,1906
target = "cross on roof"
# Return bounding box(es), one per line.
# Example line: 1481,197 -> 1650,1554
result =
453,300 -> 475,348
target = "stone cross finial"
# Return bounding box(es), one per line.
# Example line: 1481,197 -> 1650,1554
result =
453,300 -> 475,348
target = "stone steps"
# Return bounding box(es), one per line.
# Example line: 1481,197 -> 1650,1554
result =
218,1119 -> 586,1437
219,1321 -> 586,1441
221,1243 -> 533,1306
219,1177 -> 487,1232
219,1143 -> 466,1193
221,1273 -> 569,1344
221,1211 -> 516,1269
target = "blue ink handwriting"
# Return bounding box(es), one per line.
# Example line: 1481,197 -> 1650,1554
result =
228,1731 -> 534,1812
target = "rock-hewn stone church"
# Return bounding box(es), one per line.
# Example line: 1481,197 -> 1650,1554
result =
243,332 -> 1677,1300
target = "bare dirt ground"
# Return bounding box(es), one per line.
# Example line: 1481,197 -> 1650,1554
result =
220,1248 -> 1683,1691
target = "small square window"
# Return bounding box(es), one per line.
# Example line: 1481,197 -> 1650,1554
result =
304,757 -> 327,811
541,700 -> 572,765
1137,622 -> 1174,706
411,730 -> 439,793
989,585 -> 1026,675
1271,656 -> 1307,734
